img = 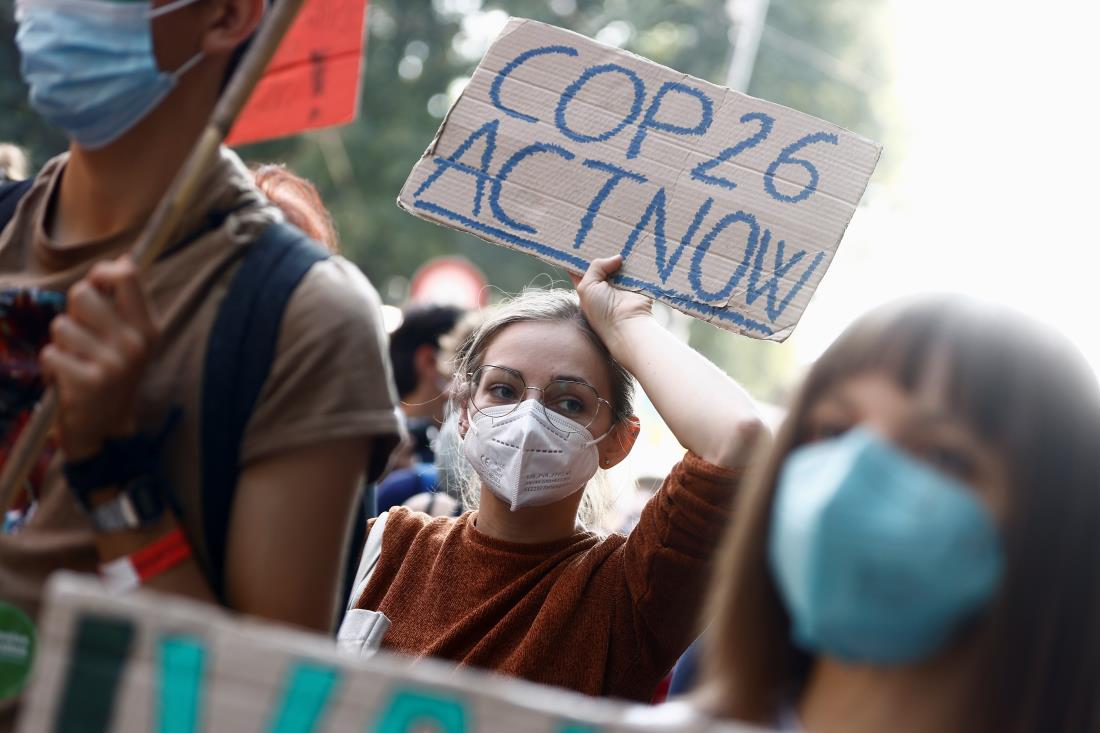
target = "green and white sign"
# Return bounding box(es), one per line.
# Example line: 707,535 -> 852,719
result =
16,575 -> 764,732
0,603 -> 35,700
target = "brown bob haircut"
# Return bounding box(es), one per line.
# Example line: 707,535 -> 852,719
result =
700,295 -> 1100,732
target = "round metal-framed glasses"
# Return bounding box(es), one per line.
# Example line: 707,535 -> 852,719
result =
467,364 -> 611,433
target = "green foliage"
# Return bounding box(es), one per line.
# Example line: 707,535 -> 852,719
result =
0,0 -> 893,396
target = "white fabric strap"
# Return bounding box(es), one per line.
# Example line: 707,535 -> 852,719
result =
169,50 -> 205,81
336,610 -> 391,658
148,0 -> 203,19
99,556 -> 141,594
346,511 -> 388,612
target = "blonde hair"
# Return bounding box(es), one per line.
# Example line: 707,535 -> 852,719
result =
448,288 -> 635,530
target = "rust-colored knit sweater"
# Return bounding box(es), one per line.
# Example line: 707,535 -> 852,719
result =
354,451 -> 742,701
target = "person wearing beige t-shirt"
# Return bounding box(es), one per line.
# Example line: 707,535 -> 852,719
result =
0,0 -> 399,694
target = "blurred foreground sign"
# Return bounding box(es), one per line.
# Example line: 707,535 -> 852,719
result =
17,574 -> 764,732
399,19 -> 881,340
226,0 -> 369,146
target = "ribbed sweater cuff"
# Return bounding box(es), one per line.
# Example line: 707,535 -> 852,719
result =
672,450 -> 747,506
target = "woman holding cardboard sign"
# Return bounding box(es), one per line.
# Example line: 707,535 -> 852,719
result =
693,297 -> 1100,732
342,255 -> 765,700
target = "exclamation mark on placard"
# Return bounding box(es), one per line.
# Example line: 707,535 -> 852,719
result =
309,50 -> 326,121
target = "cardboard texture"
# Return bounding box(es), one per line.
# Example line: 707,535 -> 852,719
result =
16,574 -> 768,733
226,0 -> 369,146
398,19 -> 881,340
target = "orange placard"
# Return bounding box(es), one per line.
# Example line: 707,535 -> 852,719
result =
226,0 -> 369,146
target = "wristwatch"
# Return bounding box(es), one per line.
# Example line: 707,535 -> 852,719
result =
63,435 -> 168,532
85,474 -> 167,533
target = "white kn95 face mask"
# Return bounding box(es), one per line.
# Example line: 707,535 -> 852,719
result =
462,399 -> 605,511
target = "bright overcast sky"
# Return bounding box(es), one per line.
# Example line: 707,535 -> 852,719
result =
794,0 -> 1100,370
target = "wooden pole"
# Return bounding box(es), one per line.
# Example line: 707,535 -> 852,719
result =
0,0 -> 310,513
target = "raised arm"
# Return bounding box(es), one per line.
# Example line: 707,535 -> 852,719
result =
574,256 -> 765,469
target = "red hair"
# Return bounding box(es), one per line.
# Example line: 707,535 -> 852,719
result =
250,164 -> 339,253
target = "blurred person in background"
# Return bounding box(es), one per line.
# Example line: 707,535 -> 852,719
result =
375,457 -> 440,515
341,256 -> 765,701
379,309 -> 488,518
376,304 -> 464,513
0,144 -> 29,182
402,489 -> 458,518
250,163 -> 339,253
611,475 -> 664,534
694,296 -> 1100,733
388,303 -> 464,462
430,308 -> 487,509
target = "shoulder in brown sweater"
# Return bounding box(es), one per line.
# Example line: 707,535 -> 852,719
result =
355,451 -> 743,701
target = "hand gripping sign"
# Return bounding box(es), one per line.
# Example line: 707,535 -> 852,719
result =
17,574 -> 767,733
399,19 -> 882,341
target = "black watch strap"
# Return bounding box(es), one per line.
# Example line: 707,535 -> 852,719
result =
63,434 -> 161,509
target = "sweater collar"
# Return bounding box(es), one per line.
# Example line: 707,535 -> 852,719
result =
463,511 -> 596,556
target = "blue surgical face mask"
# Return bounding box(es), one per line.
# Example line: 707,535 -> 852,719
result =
768,427 -> 1003,665
15,0 -> 205,150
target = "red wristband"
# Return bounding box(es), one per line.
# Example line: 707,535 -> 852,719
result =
100,528 -> 192,593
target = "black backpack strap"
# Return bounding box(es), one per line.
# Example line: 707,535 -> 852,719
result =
0,179 -> 33,232
200,220 -> 329,600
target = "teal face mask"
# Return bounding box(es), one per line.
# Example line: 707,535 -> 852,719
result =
15,0 -> 205,150
769,427 -> 1003,664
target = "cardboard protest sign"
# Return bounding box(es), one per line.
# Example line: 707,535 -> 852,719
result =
226,0 -> 369,146
17,574 -> 767,733
399,19 -> 881,340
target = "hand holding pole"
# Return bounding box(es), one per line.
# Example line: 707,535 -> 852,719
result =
0,0 -> 311,513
